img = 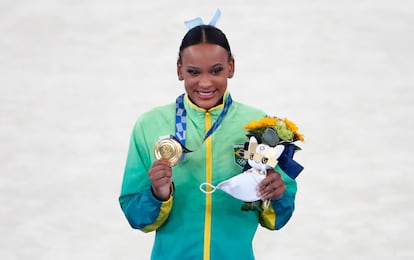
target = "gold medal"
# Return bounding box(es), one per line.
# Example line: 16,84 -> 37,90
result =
154,137 -> 183,166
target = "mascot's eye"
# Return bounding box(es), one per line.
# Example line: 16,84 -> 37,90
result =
249,153 -> 254,160
261,157 -> 268,164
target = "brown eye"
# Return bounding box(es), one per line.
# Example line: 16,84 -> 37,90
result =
261,157 -> 268,164
211,67 -> 223,75
249,153 -> 254,160
187,69 -> 199,76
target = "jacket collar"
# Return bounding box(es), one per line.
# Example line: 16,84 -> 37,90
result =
184,90 -> 229,115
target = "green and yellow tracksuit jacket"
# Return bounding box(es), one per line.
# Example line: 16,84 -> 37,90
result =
119,92 -> 297,260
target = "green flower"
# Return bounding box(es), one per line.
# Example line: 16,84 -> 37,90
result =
275,121 -> 294,140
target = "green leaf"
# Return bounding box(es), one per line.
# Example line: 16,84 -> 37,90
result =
262,127 -> 279,147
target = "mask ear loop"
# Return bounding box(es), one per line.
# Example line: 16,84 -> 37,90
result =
199,182 -> 220,194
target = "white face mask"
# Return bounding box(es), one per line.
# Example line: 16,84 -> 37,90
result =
199,170 -> 265,202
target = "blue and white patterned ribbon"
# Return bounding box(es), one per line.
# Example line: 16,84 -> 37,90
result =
174,93 -> 232,157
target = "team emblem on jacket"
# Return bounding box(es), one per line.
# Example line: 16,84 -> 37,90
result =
233,144 -> 247,168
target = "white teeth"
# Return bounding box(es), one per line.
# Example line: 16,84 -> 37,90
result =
199,91 -> 213,96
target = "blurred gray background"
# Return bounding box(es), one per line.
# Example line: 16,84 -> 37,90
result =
1,0 -> 413,259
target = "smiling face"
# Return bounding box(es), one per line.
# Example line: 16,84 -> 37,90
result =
177,43 -> 234,110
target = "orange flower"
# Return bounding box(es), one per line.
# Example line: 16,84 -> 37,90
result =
295,132 -> 305,142
284,118 -> 297,132
243,117 -> 279,130
284,118 -> 304,141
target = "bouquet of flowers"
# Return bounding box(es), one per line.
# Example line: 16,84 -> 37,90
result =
243,116 -> 304,150
240,116 -> 304,212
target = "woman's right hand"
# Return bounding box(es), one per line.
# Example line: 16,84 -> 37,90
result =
148,160 -> 173,201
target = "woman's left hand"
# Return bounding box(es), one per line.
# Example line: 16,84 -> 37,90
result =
257,168 -> 286,200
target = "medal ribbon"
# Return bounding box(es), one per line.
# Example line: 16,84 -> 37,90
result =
174,93 -> 233,154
